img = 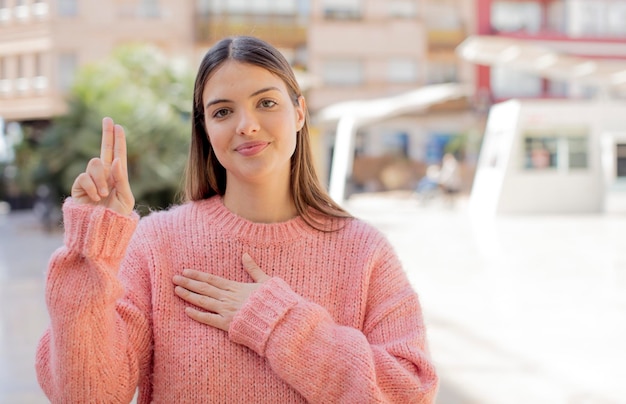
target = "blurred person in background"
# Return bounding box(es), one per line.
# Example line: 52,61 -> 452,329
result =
35,36 -> 438,403
438,153 -> 462,207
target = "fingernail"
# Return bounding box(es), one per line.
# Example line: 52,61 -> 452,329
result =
242,253 -> 251,261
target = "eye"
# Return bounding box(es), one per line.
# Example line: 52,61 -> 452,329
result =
259,99 -> 277,109
212,108 -> 231,119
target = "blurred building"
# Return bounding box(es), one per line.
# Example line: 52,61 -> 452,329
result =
308,0 -> 477,195
0,0 -> 195,122
0,0 -> 478,201
462,0 -> 626,214
472,0 -> 626,103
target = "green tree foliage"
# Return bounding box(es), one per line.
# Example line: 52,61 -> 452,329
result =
35,44 -> 194,213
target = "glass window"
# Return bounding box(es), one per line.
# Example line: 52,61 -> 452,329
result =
388,59 -> 417,84
524,137 -> 558,170
198,0 -> 298,16
492,1 -> 541,33
567,137 -> 588,169
140,0 -> 160,18
323,59 -> 363,86
388,0 -> 417,18
568,0 -> 605,37
423,1 -> 460,30
608,2 -> 626,36
492,67 -> 542,98
34,52 -> 44,76
322,0 -> 361,20
58,53 -> 77,91
617,144 -> 626,177
58,0 -> 77,16
523,129 -> 589,171
426,62 -> 457,84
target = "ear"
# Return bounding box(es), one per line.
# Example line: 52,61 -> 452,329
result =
295,95 -> 306,132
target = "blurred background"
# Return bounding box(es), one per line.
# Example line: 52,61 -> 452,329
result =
1,0 -> 625,403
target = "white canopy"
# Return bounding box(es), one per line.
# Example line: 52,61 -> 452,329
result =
456,35 -> 626,91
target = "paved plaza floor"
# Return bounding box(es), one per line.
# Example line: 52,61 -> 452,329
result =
1,194 -> 625,403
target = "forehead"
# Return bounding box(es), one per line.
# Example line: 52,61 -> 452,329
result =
202,60 -> 289,98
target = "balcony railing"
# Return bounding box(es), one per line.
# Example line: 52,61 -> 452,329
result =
194,14 -> 307,49
427,29 -> 466,50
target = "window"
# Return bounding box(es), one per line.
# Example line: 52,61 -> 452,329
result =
492,1 -> 541,33
32,0 -> 49,17
14,0 -> 29,20
567,137 -> 588,169
140,0 -> 160,18
323,59 -> 363,86
197,0 -> 298,16
608,2 -> 626,36
426,62 -> 457,84
33,52 -> 47,90
524,137 -> 557,169
617,144 -> 626,178
492,67 -> 542,99
523,128 -> 589,171
58,0 -> 77,16
15,54 -> 29,92
323,0 -> 361,20
0,57 -> 9,94
387,59 -> 417,84
58,53 -> 77,91
388,0 -> 417,18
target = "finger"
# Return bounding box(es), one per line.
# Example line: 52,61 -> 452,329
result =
174,286 -> 224,318
184,307 -> 228,331
242,253 -> 270,283
181,269 -> 233,290
111,158 -> 134,204
173,275 -> 224,299
72,172 -> 101,202
113,124 -> 127,173
86,158 -> 109,197
100,117 -> 115,168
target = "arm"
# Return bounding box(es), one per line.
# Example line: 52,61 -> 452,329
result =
35,118 -> 152,402
228,245 -> 439,403
35,200 -> 153,403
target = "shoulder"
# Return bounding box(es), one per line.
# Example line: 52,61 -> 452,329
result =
331,216 -> 395,253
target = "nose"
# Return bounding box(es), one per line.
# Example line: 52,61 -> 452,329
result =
236,109 -> 260,136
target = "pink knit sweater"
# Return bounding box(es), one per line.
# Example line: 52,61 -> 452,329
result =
36,196 -> 438,403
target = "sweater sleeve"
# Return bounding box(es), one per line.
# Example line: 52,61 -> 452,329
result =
35,199 -> 153,403
229,241 -> 439,403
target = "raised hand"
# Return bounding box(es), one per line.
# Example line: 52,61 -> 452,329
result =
70,117 -> 135,216
172,253 -> 271,332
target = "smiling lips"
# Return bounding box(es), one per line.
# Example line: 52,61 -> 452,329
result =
235,141 -> 270,157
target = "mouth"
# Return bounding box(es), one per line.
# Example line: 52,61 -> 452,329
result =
235,141 -> 270,156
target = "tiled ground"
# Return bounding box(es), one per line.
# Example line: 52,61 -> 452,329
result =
1,194 -> 625,403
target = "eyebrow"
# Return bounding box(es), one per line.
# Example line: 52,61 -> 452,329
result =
205,86 -> 281,109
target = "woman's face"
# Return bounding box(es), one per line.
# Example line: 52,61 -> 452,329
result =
202,60 -> 305,189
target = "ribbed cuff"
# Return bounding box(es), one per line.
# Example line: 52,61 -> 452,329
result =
229,277 -> 299,356
63,198 -> 139,262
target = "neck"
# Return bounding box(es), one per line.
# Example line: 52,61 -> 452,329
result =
223,182 -> 297,223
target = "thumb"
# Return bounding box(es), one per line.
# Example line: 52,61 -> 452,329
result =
242,253 -> 270,283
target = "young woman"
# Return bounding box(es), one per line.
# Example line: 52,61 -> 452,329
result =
35,36 -> 438,403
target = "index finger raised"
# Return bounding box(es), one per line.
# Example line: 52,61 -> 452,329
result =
100,117 -> 115,167
113,124 -> 128,172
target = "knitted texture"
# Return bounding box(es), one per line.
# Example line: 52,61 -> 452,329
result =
36,196 -> 438,403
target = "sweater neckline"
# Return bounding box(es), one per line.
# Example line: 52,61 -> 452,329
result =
196,196 -> 318,244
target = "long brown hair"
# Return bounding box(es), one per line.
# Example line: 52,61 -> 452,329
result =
183,36 -> 351,229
